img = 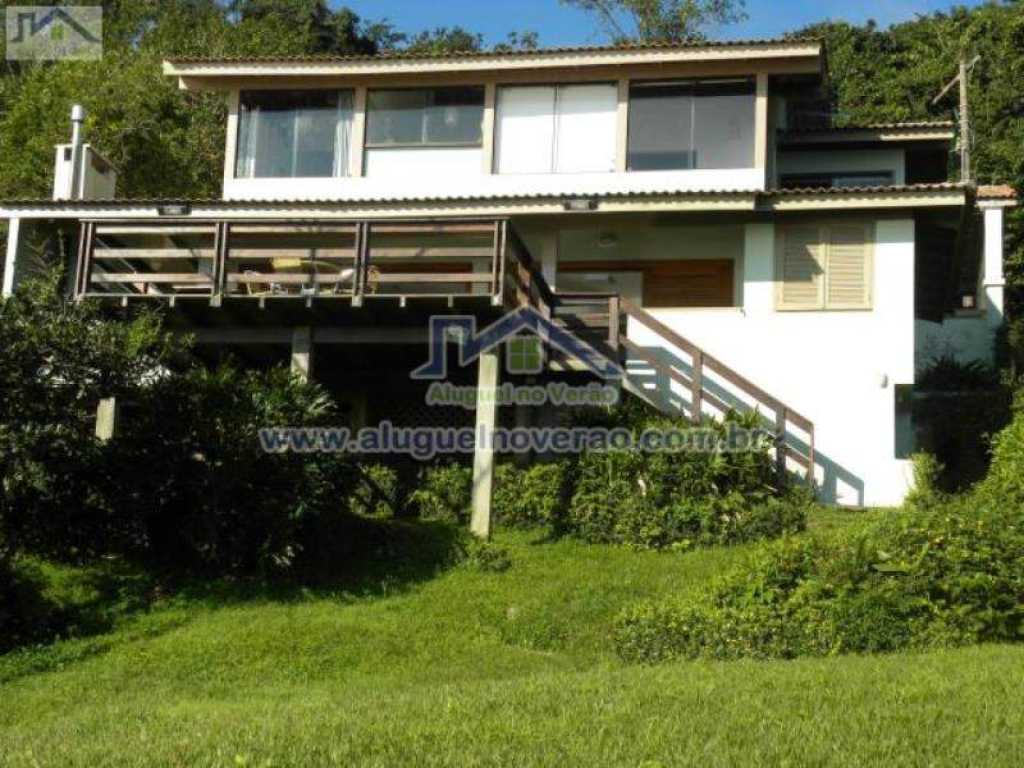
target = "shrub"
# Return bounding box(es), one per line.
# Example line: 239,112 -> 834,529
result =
916,354 -> 1000,392
349,464 -> 402,518
564,410 -> 806,549
410,462 -> 473,523
978,393 -> 1024,504
905,451 -> 945,509
615,496 -> 1024,663
493,462 -> 572,528
463,539 -> 512,573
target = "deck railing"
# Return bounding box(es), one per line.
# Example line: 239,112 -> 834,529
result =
75,218 -> 512,306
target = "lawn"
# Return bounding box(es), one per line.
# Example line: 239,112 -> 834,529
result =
1,509 -> 1022,767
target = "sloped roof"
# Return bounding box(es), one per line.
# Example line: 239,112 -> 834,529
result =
165,37 -> 821,66
977,184 -> 1017,201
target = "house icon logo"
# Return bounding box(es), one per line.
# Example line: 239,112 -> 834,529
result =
411,306 -> 623,380
6,5 -> 103,61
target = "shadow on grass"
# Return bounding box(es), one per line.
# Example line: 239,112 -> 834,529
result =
1,518 -> 468,682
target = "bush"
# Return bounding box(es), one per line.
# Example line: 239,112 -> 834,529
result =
349,464 -> 402,518
615,494 -> 1024,664
410,462 -> 473,523
493,462 -> 572,529
565,411 -> 807,549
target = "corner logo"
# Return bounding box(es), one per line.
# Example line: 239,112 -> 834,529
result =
6,6 -> 102,61
412,306 -> 623,380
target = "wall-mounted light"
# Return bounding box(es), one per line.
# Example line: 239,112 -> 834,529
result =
563,198 -> 598,212
597,232 -> 619,249
157,203 -> 191,216
960,292 -> 976,310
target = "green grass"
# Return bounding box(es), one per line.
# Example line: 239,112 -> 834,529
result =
2,510 -> 1022,767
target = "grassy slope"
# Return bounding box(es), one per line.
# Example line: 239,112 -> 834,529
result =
1,510 -> 1022,767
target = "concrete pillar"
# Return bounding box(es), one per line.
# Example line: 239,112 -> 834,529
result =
95,397 -> 118,442
470,349 -> 500,539
742,221 -> 775,315
2,217 -> 22,298
981,206 -> 1005,328
291,327 -> 314,381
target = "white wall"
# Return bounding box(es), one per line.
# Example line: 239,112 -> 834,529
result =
777,149 -> 906,185
223,167 -> 765,201
363,147 -> 483,178
550,217 -> 917,506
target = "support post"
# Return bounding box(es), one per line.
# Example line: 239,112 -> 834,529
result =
95,397 -> 118,442
754,72 -> 769,187
291,327 -> 314,381
981,206 -> 1005,327
470,349 -> 500,540
691,349 -> 703,424
2,217 -> 22,298
775,407 -> 787,483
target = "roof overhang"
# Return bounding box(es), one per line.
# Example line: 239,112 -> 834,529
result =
0,185 -> 970,221
164,40 -> 823,91
779,123 -> 955,148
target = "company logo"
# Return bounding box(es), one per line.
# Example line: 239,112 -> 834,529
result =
411,305 -> 623,381
6,6 -> 102,60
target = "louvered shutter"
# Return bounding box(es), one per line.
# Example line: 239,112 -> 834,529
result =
778,225 -> 825,309
826,223 -> 872,309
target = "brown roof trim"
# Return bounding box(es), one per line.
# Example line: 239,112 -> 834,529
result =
0,184 -> 967,209
977,184 -> 1017,201
785,121 -> 954,133
166,37 -> 821,66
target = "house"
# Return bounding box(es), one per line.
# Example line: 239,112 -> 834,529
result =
0,38 -> 1017,512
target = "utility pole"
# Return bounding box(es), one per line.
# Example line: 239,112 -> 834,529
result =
932,54 -> 980,183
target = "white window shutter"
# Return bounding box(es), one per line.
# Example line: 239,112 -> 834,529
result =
495,87 -> 556,174
779,225 -> 825,309
553,84 -> 618,173
827,223 -> 872,309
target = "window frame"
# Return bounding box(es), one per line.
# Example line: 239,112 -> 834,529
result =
494,82 -> 619,175
775,221 -> 875,312
364,86 -> 486,150
626,77 -> 756,172
234,88 -> 355,179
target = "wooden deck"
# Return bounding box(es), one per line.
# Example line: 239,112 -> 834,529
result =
74,217 -> 533,312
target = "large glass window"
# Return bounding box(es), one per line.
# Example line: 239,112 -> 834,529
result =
366,87 -> 485,147
235,90 -> 353,178
627,80 -> 755,171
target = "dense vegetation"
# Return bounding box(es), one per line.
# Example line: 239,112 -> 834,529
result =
614,397 -> 1024,663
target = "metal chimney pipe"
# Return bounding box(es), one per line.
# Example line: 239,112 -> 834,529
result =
69,104 -> 86,200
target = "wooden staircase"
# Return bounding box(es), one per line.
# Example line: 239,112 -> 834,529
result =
504,233 -> 815,483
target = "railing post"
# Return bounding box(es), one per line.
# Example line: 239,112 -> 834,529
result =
210,221 -> 228,307
608,295 -> 620,358
691,349 -> 703,424
807,428 -> 815,488
491,220 -> 506,306
73,220 -> 92,298
352,221 -> 367,307
775,407 -> 788,484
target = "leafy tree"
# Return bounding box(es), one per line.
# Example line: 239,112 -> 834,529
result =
561,0 -> 747,42
403,26 -> 485,55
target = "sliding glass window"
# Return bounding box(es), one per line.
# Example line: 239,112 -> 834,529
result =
235,90 -> 354,178
627,79 -> 755,171
366,87 -> 485,147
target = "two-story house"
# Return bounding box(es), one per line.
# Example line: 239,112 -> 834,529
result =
0,38 -> 1016,509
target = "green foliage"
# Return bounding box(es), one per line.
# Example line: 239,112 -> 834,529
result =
561,0 -> 747,43
906,451 -> 945,510
977,393 -> 1024,504
493,462 -> 572,528
349,464 -> 402,518
917,354 -> 1000,392
463,539 -> 513,573
616,494 -> 1024,663
565,410 -> 806,549
410,462 -> 473,523
616,403 -> 1024,663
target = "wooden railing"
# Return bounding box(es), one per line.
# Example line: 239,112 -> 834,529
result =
75,218 -> 510,306
617,297 -> 815,481
517,276 -> 815,483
